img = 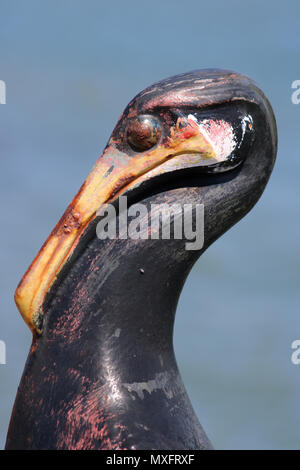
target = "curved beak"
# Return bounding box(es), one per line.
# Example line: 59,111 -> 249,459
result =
15,118 -> 224,334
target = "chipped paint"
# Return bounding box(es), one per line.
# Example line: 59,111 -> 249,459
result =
113,328 -> 121,338
197,118 -> 236,162
123,372 -> 174,400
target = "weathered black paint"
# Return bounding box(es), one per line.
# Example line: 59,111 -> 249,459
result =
6,70 -> 277,450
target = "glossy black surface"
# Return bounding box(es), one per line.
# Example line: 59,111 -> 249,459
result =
6,69 -> 277,450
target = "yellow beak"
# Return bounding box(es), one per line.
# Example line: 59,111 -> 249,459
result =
15,119 -> 217,334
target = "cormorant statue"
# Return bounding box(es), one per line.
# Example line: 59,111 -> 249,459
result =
6,69 -> 277,450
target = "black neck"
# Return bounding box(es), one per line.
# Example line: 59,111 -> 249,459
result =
6,192 -> 212,450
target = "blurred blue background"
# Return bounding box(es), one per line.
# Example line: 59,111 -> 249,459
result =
0,0 -> 299,450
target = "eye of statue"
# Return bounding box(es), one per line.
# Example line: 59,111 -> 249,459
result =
126,115 -> 162,152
